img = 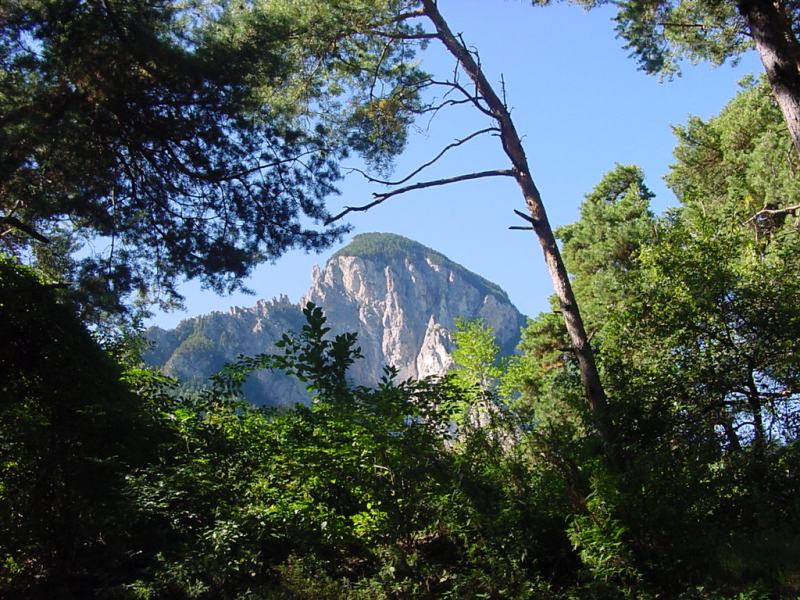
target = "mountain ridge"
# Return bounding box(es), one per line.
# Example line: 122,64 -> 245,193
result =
144,233 -> 527,405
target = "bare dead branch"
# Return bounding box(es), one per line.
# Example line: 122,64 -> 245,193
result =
388,9 -> 426,23
346,127 -> 499,186
743,203 -> 800,224
0,216 -> 51,243
513,208 -> 537,225
419,96 -> 475,115
508,225 -> 534,231
451,58 -> 460,87
326,169 -> 515,224
365,29 -> 439,40
421,0 -> 614,453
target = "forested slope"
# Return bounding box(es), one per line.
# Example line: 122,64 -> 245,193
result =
3,80 -> 799,598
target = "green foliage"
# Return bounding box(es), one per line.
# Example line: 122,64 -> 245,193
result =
0,0 -> 428,318
450,318 -> 505,394
507,311 -> 588,437
334,232 -> 448,260
165,328 -> 229,384
567,483 -> 640,592
613,0 -> 749,77
599,221 -> 800,593
668,77 -> 800,234
114,303 -> 574,598
557,164 -> 657,330
500,80 -> 800,597
500,165 -> 657,447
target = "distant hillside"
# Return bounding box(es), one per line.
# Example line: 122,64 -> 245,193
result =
144,295 -> 309,405
145,233 -> 527,406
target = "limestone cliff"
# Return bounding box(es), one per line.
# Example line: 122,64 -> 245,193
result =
144,233 -> 526,405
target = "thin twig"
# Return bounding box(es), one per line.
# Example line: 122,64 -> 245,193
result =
369,39 -> 395,100
658,20 -> 710,29
426,79 -> 494,117
346,127 -> 499,186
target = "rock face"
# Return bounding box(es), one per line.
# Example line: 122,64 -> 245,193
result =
144,233 -> 526,406
143,295 -> 310,406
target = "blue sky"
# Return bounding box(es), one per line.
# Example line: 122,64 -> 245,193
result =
148,0 -> 763,329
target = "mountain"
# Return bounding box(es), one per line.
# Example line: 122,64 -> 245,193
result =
144,233 -> 527,405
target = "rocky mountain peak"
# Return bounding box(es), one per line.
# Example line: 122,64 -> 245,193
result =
145,233 -> 526,405
303,233 -> 524,383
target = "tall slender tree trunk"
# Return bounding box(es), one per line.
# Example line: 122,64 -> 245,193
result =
719,409 -> 742,453
420,0 -> 615,451
739,0 -> 800,158
746,371 -> 767,456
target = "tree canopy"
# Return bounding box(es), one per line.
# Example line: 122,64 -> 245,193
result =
504,79 -> 800,592
0,0 -> 426,318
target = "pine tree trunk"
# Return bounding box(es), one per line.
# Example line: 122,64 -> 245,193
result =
421,0 -> 614,451
739,0 -> 800,158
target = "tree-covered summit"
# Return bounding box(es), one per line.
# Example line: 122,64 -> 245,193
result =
334,232 -> 510,301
